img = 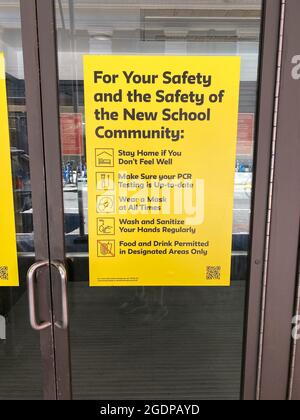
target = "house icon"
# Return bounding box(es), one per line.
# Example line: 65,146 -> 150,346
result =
95,149 -> 114,167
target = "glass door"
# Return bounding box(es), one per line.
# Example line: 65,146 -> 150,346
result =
53,0 -> 264,400
2,0 -> 296,401
0,0 -> 56,400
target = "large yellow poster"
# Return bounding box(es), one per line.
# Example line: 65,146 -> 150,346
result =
0,53 -> 19,287
84,56 -> 240,287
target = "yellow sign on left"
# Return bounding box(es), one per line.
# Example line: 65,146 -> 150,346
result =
0,53 -> 19,286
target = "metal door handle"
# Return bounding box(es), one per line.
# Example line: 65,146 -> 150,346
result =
27,261 -> 52,331
51,261 -> 69,330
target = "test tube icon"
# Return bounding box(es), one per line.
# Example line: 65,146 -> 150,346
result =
96,172 -> 114,191
101,174 -> 106,189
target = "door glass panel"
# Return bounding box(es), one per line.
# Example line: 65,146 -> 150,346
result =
0,0 -> 42,400
56,0 -> 262,399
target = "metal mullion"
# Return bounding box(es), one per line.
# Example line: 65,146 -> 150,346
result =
259,0 -> 300,400
20,0 -> 57,400
35,0 -> 72,400
242,0 -> 282,400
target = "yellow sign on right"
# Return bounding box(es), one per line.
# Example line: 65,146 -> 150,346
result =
84,55 -> 241,286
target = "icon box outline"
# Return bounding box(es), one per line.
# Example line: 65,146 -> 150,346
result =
96,172 -> 115,191
95,148 -> 114,168
96,194 -> 115,214
97,240 -> 116,258
97,217 -> 116,236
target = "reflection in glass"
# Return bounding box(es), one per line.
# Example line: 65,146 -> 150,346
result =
0,0 -> 42,400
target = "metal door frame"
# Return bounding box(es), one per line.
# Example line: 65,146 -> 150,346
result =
244,0 -> 300,401
19,0 -> 300,400
19,0 -> 57,400
20,0 -> 72,400
256,0 -> 300,401
242,0 -> 282,400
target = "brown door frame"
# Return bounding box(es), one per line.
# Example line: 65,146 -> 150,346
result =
244,0 -> 300,401
19,0 -> 57,400
35,0 -> 72,400
256,0 -> 300,400
19,0 -> 300,400
282,0 -> 300,401
242,0 -> 282,400
20,0 -> 72,400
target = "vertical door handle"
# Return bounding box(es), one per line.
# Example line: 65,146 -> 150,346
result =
51,261 -> 69,330
27,261 -> 52,331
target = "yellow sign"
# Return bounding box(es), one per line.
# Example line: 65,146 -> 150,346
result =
0,53 -> 19,286
84,55 -> 240,286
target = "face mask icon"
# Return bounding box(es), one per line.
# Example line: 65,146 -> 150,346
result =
96,195 -> 115,213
